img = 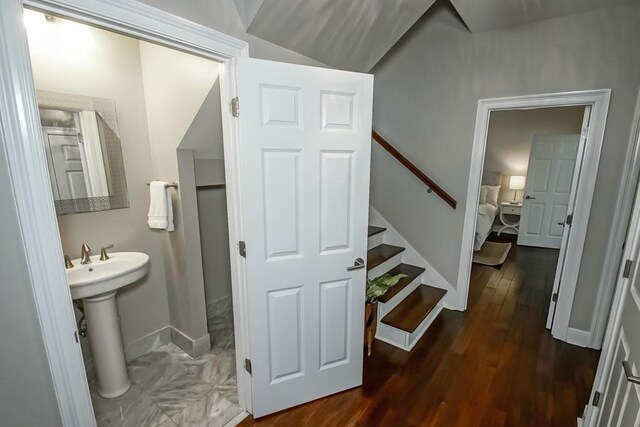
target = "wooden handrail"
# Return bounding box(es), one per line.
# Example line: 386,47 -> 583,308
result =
372,130 -> 457,209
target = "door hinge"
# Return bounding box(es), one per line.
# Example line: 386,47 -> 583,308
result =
552,293 -> 559,303
231,97 -> 239,118
566,214 -> 573,226
74,331 -> 79,343
238,241 -> 246,258
244,358 -> 252,375
623,259 -> 634,279
592,391 -> 601,407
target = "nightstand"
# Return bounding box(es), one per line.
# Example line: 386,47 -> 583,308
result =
498,202 -> 522,236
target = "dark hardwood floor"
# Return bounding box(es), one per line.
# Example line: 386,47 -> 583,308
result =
240,234 -> 600,426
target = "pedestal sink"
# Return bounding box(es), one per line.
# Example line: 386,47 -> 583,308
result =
66,252 -> 149,398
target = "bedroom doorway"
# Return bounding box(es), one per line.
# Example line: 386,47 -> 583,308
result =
473,106 -> 588,335
458,90 -> 611,348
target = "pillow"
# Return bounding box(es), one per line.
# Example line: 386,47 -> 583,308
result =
479,186 -> 489,204
485,185 -> 500,207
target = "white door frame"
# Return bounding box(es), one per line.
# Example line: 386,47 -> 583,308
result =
583,90 -> 640,426
0,0 -> 251,425
457,89 -> 611,345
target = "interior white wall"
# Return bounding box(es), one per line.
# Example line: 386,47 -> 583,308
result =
484,106 -> 584,204
370,1 -> 640,330
27,16 -> 172,349
138,40 -> 218,348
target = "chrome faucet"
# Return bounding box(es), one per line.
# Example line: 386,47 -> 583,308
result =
80,243 -> 92,264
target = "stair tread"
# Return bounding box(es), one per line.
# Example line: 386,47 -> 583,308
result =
367,244 -> 405,271
378,264 -> 426,303
368,225 -> 386,237
381,285 -> 447,333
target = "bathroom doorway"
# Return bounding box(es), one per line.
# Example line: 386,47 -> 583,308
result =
23,8 -> 241,425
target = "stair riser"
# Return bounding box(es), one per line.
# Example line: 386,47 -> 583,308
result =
378,275 -> 423,317
367,232 -> 385,250
376,301 -> 445,351
367,252 -> 404,280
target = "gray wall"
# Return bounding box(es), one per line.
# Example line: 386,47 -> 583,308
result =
30,25 -> 172,349
0,149 -> 62,426
197,187 -> 233,308
178,85 -> 232,312
371,1 -> 640,330
138,0 -> 328,68
484,106 -> 584,204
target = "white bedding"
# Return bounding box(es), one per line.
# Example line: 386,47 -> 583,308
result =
475,203 -> 498,251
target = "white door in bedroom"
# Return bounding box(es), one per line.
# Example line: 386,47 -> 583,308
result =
236,57 -> 374,417
518,134 -> 580,249
594,176 -> 640,426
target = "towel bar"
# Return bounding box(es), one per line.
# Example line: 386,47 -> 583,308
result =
146,182 -> 178,189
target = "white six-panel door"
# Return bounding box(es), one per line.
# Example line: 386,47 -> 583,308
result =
236,57 -> 373,417
596,185 -> 640,426
518,134 -> 580,249
43,129 -> 89,200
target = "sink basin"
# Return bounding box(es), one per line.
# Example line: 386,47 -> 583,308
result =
66,252 -> 149,300
65,251 -> 149,398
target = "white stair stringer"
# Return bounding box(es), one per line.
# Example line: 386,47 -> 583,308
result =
369,206 -> 456,309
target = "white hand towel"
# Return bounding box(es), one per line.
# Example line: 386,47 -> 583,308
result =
148,181 -> 174,231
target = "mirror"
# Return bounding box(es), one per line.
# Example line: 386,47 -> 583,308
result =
37,91 -> 129,215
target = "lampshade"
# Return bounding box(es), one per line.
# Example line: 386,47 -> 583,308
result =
509,175 -> 526,191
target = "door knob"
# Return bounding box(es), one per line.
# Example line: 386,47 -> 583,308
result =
525,195 -> 536,200
557,222 -> 566,227
347,257 -> 365,271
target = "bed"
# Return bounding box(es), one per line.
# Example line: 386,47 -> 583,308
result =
474,172 -> 502,251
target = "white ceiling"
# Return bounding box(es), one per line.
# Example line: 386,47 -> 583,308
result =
450,0 -> 640,33
232,0 -> 437,72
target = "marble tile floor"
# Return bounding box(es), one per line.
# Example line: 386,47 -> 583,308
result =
88,329 -> 241,426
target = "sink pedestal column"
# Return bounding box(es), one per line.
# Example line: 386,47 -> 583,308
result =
84,291 -> 130,398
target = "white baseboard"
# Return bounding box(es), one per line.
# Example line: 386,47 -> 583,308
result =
369,206 -> 456,309
123,326 -> 171,362
170,326 -> 211,358
566,327 -> 591,348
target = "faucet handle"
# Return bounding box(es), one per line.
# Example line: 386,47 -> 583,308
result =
100,244 -> 114,261
80,243 -> 92,265
64,255 -> 74,269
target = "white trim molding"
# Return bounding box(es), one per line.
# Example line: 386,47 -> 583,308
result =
0,0 -> 249,424
566,328 -> 592,348
123,326 -> 171,362
170,327 -> 211,359
24,0 -> 249,60
0,0 -> 95,424
458,90 -> 611,344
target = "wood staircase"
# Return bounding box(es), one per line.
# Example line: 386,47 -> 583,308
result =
367,225 -> 447,351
